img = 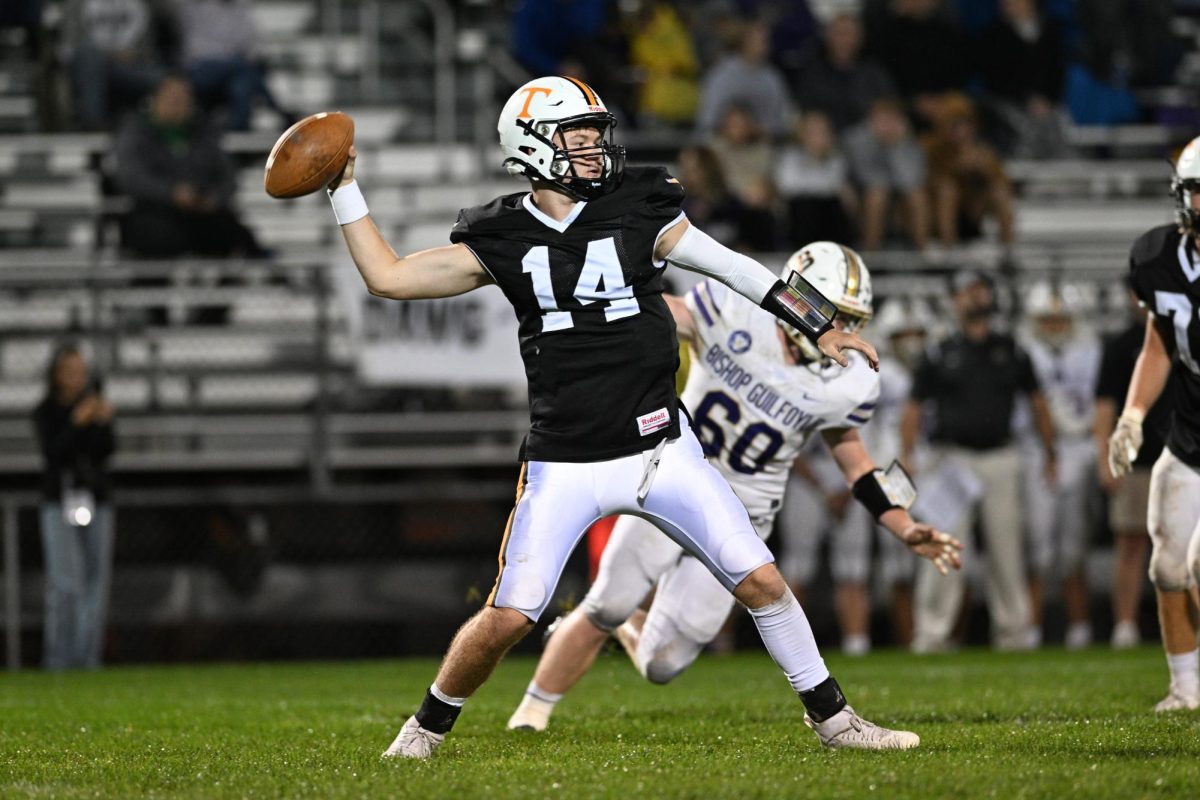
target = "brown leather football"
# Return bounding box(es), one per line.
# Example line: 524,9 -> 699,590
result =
263,111 -> 354,199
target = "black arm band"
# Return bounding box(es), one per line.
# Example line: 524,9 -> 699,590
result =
852,470 -> 902,520
759,278 -> 837,343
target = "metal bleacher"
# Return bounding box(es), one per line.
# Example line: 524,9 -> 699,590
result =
0,0 -> 1194,486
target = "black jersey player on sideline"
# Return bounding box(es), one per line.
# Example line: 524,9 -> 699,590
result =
324,76 -> 960,758
1108,135 -> 1200,712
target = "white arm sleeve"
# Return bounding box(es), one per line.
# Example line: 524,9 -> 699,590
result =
663,223 -> 778,305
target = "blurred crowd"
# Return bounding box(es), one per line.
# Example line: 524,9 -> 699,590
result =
2,0 -> 1186,664
5,0 -> 293,132
1,1 -> 290,259
511,0 -> 1183,253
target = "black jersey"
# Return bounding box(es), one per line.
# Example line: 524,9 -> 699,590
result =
450,166 -> 687,462
1129,224 -> 1200,467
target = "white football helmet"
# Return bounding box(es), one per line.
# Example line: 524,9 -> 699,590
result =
1172,134 -> 1200,235
497,76 -> 625,200
1025,279 -> 1091,318
1025,279 -> 1092,348
873,295 -> 930,339
780,242 -> 873,362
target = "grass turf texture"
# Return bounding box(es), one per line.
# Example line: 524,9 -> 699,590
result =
1,647 -> 1197,799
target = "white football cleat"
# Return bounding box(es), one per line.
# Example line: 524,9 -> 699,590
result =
507,693 -> 555,732
1065,622 -> 1093,651
382,716 -> 445,759
805,706 -> 920,750
1154,688 -> 1200,713
1110,621 -> 1139,649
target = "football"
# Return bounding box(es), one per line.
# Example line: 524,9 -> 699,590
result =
263,111 -> 354,199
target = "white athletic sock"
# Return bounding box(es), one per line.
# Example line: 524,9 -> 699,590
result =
430,683 -> 468,707
507,681 -> 561,731
1166,649 -> 1200,695
747,592 -> 829,693
525,680 -> 563,705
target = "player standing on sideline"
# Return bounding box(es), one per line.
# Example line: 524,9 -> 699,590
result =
505,245 -> 961,736
1108,136 -> 1200,711
325,77 -> 959,758
1019,281 -> 1102,649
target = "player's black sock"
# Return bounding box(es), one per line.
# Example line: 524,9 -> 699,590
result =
799,676 -> 847,723
415,689 -> 463,734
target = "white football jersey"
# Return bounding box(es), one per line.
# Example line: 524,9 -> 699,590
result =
1022,333 -> 1102,440
682,280 -> 881,523
859,354 -> 912,461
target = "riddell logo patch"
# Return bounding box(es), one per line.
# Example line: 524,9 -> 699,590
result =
638,408 -> 671,436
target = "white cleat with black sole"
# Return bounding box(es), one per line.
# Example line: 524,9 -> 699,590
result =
805,706 -> 920,750
507,694 -> 555,731
382,715 -> 445,760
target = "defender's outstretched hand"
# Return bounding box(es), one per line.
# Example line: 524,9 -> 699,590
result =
897,523 -> 963,576
817,329 -> 880,371
328,145 -> 357,192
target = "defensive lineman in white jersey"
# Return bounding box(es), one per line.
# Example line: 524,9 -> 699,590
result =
507,244 -> 961,741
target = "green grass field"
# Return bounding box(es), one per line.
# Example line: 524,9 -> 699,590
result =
1,646 -> 1197,799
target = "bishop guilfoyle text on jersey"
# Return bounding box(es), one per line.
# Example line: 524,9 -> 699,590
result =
703,342 -> 824,433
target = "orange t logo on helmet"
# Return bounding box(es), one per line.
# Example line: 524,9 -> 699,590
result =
517,87 -> 553,119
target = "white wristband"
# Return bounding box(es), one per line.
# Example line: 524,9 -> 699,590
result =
328,180 -> 369,225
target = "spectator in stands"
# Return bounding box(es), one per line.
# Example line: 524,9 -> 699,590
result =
707,104 -> 777,248
627,1 -> 700,128
775,111 -> 855,249
676,144 -> 773,251
34,343 -> 116,670
708,104 -> 773,200
511,0 -> 608,76
0,0 -> 43,56
753,0 -> 819,82
902,271 -> 1057,652
922,93 -> 1016,248
1077,0 -> 1181,89
842,97 -> 929,250
869,0 -> 969,124
564,2 -> 636,125
695,19 -> 793,139
173,0 -> 291,131
1094,283 -> 1174,649
792,11 -> 896,132
114,75 -> 265,258
62,0 -> 171,131
976,0 -> 1070,158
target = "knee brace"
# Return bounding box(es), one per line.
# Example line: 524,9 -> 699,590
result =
579,588 -> 644,633
643,656 -> 687,685
638,632 -> 703,685
491,566 -> 550,621
1148,542 -> 1194,592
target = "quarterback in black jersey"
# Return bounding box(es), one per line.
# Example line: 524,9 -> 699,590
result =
325,76 -> 951,757
1108,135 -> 1200,711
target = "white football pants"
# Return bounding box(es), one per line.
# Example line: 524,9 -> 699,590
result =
1022,437 -> 1097,579
1147,447 -> 1200,592
576,511 -> 773,682
488,415 -> 774,622
914,444 -> 1029,651
777,472 -> 872,586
